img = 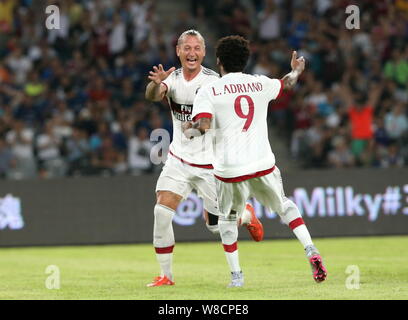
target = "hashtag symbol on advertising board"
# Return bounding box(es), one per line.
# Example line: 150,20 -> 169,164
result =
382,187 -> 401,215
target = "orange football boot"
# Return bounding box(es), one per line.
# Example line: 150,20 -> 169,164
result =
147,275 -> 175,287
244,203 -> 264,242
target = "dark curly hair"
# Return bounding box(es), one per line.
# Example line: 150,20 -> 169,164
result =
215,35 -> 250,73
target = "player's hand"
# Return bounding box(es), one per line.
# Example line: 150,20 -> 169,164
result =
290,51 -> 305,74
181,121 -> 193,132
148,64 -> 176,85
182,121 -> 196,139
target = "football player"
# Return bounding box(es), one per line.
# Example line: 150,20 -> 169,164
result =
191,36 -> 327,287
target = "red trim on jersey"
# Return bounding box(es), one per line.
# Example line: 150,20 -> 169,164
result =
162,82 -> 168,95
289,217 -> 305,230
223,242 -> 238,253
169,150 -> 214,169
276,79 -> 284,99
214,166 -> 276,183
155,245 -> 174,254
192,112 -> 213,122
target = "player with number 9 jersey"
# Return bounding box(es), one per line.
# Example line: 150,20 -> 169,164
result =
191,35 -> 327,287
193,73 -> 283,180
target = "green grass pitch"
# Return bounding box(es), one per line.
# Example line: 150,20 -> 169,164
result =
0,236 -> 407,300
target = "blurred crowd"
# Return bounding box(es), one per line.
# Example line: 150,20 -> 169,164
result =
0,0 -> 407,180
194,0 -> 408,169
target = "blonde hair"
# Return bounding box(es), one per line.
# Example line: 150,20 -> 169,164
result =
177,29 -> 205,48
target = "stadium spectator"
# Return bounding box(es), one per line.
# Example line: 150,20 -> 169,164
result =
328,136 -> 355,168
303,115 -> 332,168
340,82 -> 383,166
128,126 -> 153,175
384,103 -> 408,142
374,116 -> 391,148
252,52 -> 274,76
5,120 -> 37,179
65,127 -> 91,176
109,13 -> 127,56
90,135 -> 127,176
5,47 -> 32,85
257,0 -> 281,41
383,49 -> 408,88
377,143 -> 405,168
36,120 -> 66,178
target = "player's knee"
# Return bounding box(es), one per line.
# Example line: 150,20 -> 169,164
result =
220,227 -> 235,239
156,191 -> 182,211
153,204 -> 175,247
280,198 -> 302,225
218,219 -> 238,244
154,204 -> 175,229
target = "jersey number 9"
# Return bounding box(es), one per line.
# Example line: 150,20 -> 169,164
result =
234,95 -> 254,132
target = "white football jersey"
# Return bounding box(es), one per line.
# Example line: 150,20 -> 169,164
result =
192,72 -> 283,179
162,66 -> 219,165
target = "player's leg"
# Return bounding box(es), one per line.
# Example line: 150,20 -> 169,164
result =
280,195 -> 327,282
219,212 -> 244,287
203,210 -> 220,234
252,168 -> 327,282
265,167 -> 316,248
239,201 -> 264,242
147,190 -> 181,287
216,179 -> 249,287
204,203 -> 262,240
195,168 -> 263,240
148,159 -> 192,287
192,169 -> 222,235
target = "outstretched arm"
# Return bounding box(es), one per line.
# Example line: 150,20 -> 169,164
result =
145,64 -> 175,101
280,51 -> 305,90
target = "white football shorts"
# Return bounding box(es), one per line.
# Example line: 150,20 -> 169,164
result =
216,166 -> 286,218
155,155 -> 219,215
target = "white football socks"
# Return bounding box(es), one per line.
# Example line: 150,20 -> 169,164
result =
219,218 -> 241,273
156,253 -> 173,278
224,249 -> 241,272
153,204 -> 175,280
292,224 -> 313,249
279,198 -> 314,249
